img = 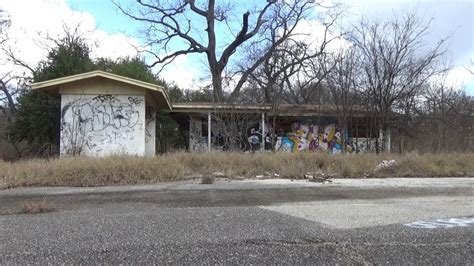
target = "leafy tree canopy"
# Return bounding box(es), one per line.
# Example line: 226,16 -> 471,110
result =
33,33 -> 95,82
96,57 -> 164,85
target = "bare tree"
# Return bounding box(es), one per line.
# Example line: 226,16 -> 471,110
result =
326,47 -> 360,153
243,5 -> 342,149
265,6 -> 343,106
211,107 -> 259,152
466,58 -> 474,75
350,12 -> 449,153
423,81 -> 472,152
0,8 -> 14,115
283,53 -> 334,105
0,25 -> 95,158
0,24 -> 88,118
248,40 -> 332,151
114,0 -> 320,102
0,8 -> 9,44
0,74 -> 19,115
0,9 -> 18,120
248,44 -> 291,151
0,10 -> 28,158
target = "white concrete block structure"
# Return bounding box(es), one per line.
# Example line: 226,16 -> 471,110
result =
31,71 -> 171,156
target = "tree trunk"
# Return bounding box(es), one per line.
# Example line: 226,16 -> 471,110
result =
210,67 -> 224,102
271,112 -> 277,152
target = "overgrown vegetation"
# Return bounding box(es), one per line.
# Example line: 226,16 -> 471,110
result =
0,152 -> 472,189
20,199 -> 53,214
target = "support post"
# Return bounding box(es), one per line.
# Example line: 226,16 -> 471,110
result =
208,112 -> 211,152
261,112 -> 265,152
386,128 -> 391,153
379,128 -> 383,153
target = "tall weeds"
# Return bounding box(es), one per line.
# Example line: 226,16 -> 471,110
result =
0,152 -> 472,189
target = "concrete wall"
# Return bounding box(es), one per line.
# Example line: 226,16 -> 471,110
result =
145,107 -> 156,156
60,94 -> 146,156
189,117 -> 207,151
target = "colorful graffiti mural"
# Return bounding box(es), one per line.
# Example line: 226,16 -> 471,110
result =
274,123 -> 354,154
188,116 -> 375,154
243,121 -> 355,154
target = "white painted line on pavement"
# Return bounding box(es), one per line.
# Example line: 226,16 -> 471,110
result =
404,217 -> 474,229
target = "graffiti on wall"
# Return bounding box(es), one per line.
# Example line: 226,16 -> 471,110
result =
60,94 -> 144,155
240,122 -> 353,154
189,118 -> 207,151
188,116 -> 377,154
273,123 -> 354,154
145,106 -> 155,143
145,106 -> 156,155
352,138 -> 377,153
245,124 -> 271,151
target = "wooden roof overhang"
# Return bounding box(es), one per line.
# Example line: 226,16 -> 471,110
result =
31,70 -> 172,110
169,102 -> 369,118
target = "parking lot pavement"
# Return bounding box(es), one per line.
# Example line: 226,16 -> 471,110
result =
1,177 -> 473,196
0,178 -> 473,264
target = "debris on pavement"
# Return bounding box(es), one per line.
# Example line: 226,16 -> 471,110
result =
375,160 -> 398,172
255,172 -> 281,179
304,171 -> 334,183
212,172 -> 225,178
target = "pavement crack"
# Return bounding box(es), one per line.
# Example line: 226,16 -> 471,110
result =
334,245 -> 373,265
357,241 -> 473,247
245,238 -> 326,246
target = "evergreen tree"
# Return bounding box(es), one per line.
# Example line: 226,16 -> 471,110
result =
9,33 -> 184,156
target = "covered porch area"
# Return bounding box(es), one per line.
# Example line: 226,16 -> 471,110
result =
168,102 -> 384,154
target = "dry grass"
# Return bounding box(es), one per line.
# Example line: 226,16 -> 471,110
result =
20,199 -> 52,214
0,152 -> 473,189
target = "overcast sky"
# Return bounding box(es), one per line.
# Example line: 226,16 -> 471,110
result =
339,0 -> 473,92
1,0 -> 473,95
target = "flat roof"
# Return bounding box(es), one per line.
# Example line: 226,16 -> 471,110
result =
31,72 -> 370,117
170,102 -> 369,117
31,70 -> 172,110
172,102 -> 271,113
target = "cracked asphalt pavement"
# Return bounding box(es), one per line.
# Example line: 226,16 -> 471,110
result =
0,178 -> 473,264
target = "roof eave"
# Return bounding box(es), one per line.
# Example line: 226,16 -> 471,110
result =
31,70 -> 172,110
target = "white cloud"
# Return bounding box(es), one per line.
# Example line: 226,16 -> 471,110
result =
0,0 -> 204,91
89,31 -> 138,60
445,65 -> 474,91
0,0 -> 139,78
291,18 -> 349,53
153,54 -> 204,90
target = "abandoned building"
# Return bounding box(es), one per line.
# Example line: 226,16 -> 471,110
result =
32,71 -> 385,156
